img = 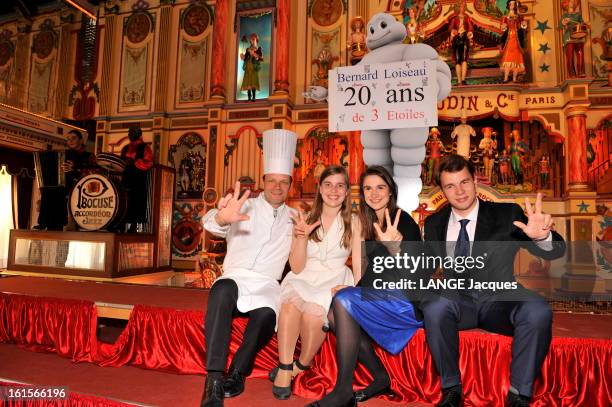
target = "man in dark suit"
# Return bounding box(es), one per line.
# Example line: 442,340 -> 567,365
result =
422,154 -> 565,407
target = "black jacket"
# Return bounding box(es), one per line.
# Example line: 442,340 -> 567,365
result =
422,199 -> 566,298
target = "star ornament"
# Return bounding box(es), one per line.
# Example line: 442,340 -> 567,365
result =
577,201 -> 590,213
539,63 -> 550,72
535,20 -> 551,34
538,43 -> 551,54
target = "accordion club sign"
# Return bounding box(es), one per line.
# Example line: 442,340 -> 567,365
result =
69,174 -> 121,231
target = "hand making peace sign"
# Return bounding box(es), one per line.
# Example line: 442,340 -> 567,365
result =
513,192 -> 554,240
373,208 -> 403,242
291,210 -> 321,239
215,181 -> 251,225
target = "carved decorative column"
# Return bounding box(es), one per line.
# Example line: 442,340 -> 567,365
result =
273,0 -> 290,93
210,0 -> 229,99
12,23 -> 32,109
98,14 -> 117,116
566,107 -> 590,191
154,4 -> 172,112
54,15 -> 74,118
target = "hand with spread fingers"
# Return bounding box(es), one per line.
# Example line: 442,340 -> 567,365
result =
291,210 -> 321,239
374,209 -> 403,255
214,181 -> 251,226
513,192 -> 554,240
374,208 -> 403,242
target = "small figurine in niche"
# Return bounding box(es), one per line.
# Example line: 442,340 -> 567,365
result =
313,148 -> 326,183
405,8 -> 424,45
500,0 -> 527,82
479,127 -> 497,180
498,148 -> 511,184
560,0 -> 588,78
121,126 -> 154,233
449,2 -> 474,85
179,156 -> 193,193
425,127 -> 444,185
451,110 -> 476,158
539,154 -> 550,189
509,129 -> 528,184
347,16 -> 367,65
312,46 -> 339,86
240,33 -> 263,101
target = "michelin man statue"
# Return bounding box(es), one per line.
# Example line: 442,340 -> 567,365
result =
359,13 -> 452,210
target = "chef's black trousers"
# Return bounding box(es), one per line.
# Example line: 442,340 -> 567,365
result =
205,279 -> 276,375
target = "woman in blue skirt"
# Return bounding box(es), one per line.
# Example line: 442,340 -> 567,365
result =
307,166 -> 424,407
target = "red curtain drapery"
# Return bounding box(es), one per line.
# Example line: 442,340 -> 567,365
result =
0,293 -> 96,361
1,293 -> 610,406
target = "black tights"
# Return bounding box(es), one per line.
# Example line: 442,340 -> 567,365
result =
318,297 -> 390,405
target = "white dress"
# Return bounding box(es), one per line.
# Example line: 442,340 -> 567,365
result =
279,214 -> 354,320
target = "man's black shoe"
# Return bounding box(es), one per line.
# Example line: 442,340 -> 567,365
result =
200,375 -> 224,407
436,386 -> 463,407
506,392 -> 530,407
223,367 -> 245,398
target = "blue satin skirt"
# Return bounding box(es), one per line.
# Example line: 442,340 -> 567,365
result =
334,287 -> 423,355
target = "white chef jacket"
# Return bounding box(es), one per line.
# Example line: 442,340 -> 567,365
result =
203,194 -> 296,317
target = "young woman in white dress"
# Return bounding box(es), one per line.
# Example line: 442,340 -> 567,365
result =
271,165 -> 361,400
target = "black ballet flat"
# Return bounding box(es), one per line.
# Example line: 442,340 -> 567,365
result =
354,385 -> 394,402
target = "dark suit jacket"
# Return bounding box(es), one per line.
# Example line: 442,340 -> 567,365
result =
422,199 -> 566,298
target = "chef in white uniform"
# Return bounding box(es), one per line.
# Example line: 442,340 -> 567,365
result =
451,110 -> 476,159
200,129 -> 297,407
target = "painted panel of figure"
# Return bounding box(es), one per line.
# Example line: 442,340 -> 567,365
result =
235,10 -> 272,102
169,132 -> 207,200
121,45 -> 148,106
311,0 -> 343,27
178,39 -> 207,103
0,30 -> 14,104
295,127 -> 348,196
28,20 -> 57,114
311,29 -> 340,88
177,4 -> 210,104
589,5 -> 612,83
120,11 -> 152,108
172,201 -> 205,260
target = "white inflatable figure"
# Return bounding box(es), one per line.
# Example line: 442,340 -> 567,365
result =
359,13 -> 452,211
451,109 -> 476,158
302,85 -> 328,102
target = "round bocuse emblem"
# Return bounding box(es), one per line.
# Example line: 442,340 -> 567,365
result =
70,174 -> 119,231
